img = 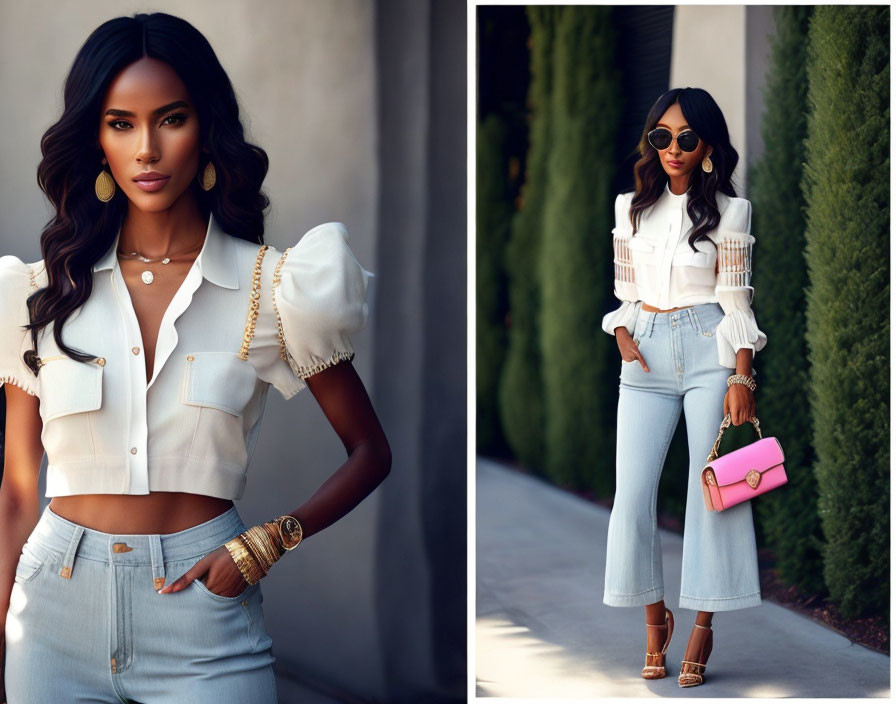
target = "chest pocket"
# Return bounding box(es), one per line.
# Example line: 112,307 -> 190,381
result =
182,352 -> 257,417
628,236 -> 656,258
38,356 -> 104,422
672,240 -> 716,269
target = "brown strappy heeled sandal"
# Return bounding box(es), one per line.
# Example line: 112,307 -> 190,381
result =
678,623 -> 713,687
641,607 -> 674,679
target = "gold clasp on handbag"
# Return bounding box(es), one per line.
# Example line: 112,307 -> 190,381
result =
745,469 -> 761,489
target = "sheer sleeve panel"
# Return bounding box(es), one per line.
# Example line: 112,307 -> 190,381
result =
602,192 -> 641,336
713,199 -> 767,368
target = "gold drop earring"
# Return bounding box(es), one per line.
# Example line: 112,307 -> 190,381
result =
95,161 -> 116,202
200,161 -> 216,191
702,154 -> 713,173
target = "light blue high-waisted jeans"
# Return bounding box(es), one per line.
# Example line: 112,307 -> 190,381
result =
603,302 -> 762,612
4,504 -> 278,703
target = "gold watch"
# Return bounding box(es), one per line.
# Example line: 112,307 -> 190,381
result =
271,514 -> 304,551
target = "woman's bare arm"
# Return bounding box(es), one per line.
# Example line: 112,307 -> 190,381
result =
290,360 -> 392,537
0,384 -> 45,687
723,348 -> 756,426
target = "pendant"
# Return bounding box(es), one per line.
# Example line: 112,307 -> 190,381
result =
141,270 -> 154,285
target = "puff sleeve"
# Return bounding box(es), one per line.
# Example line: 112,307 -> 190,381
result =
0,255 -> 39,396
271,222 -> 373,389
713,199 -> 767,368
601,192 -> 641,336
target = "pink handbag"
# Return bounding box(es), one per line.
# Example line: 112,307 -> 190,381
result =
701,414 -> 787,512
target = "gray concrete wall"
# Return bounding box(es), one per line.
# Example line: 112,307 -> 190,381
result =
745,5 -> 776,182
669,5 -> 749,196
373,1 -> 467,699
0,1 -> 392,699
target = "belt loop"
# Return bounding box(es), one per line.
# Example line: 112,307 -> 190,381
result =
59,525 -> 85,579
648,311 -> 657,338
149,534 -> 166,591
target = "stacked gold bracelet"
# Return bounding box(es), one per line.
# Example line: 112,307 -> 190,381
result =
223,515 -> 304,585
727,373 -> 757,392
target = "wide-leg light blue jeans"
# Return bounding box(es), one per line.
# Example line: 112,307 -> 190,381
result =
4,504 -> 278,703
603,302 -> 762,612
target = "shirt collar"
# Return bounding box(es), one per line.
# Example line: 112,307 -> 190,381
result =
92,212 -> 240,289
663,182 -> 690,203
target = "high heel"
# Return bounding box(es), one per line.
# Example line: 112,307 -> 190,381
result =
678,623 -> 713,687
641,607 -> 674,679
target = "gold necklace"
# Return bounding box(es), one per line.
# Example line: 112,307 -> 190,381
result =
117,239 -> 204,285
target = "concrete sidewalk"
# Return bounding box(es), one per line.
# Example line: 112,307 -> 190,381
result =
476,457 -> 890,698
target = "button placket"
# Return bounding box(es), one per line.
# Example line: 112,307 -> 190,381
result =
110,263 -> 150,494
659,212 -> 677,309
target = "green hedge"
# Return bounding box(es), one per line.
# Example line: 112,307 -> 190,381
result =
497,7 -> 557,474
748,6 -> 824,593
802,5 -> 889,618
539,6 -> 622,493
476,114 -> 512,455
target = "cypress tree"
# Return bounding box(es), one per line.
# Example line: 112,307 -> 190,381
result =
497,7 -> 557,474
748,6 -> 824,593
802,5 -> 889,618
539,6 -> 623,493
476,114 -> 512,455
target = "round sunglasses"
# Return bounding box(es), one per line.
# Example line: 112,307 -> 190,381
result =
647,127 -> 701,153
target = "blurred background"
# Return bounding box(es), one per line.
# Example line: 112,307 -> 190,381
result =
0,1 -> 465,702
477,3 -> 888,643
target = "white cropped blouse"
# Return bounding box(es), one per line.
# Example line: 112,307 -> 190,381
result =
0,214 -> 373,499
601,183 -> 767,368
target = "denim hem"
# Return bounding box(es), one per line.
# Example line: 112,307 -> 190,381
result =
603,586 -> 664,607
678,591 -> 762,612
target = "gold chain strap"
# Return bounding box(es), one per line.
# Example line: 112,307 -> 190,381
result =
238,245 -> 269,361
705,413 -> 762,463
271,248 -> 293,364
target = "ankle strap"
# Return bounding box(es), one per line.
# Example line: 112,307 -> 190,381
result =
692,623 -> 712,629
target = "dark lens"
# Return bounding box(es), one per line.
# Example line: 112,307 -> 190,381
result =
677,130 -> 700,152
648,128 -> 672,150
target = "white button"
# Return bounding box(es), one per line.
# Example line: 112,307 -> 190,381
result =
132,347 -> 140,355
130,447 -> 137,455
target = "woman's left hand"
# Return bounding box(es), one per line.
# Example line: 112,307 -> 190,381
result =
158,545 -> 250,596
723,383 -> 756,426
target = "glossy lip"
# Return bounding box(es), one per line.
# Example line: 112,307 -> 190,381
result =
133,171 -> 171,193
133,171 -> 169,182
667,160 -> 685,168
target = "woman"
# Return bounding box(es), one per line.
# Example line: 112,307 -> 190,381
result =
601,87 -> 765,688
0,13 -> 390,703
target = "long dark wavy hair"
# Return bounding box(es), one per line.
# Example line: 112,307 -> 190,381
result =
23,12 -> 270,374
629,87 -> 738,251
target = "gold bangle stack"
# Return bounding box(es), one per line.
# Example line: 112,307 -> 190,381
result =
727,373 -> 757,392
223,517 -> 296,585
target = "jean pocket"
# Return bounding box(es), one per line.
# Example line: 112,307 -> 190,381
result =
241,582 -> 273,653
191,573 -> 255,603
14,542 -> 51,584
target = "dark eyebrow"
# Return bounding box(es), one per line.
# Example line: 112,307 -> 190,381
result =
104,100 -> 190,118
656,122 -> 691,131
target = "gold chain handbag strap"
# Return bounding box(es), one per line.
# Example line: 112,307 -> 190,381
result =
238,244 -> 270,360
705,414 -> 762,463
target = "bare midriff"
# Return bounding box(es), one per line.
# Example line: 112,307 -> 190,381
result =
49,493 -> 235,534
641,302 -> 693,313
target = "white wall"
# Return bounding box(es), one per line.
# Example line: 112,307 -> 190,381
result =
669,4 -> 749,196
0,0 -> 385,697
